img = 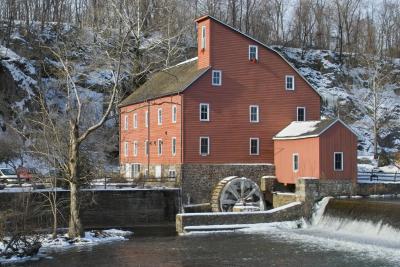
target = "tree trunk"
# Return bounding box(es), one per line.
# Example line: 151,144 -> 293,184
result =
67,123 -> 84,238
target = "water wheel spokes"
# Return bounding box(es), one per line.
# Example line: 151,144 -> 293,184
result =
211,176 -> 265,212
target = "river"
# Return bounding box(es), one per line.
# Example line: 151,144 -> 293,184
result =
20,198 -> 400,267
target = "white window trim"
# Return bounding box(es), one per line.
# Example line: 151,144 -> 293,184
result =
249,138 -> 260,155
157,139 -> 163,156
172,137 -> 176,156
124,142 -> 129,157
297,107 -> 306,121
144,140 -> 148,157
124,115 -> 128,130
133,113 -> 138,129
131,163 -> 141,178
199,136 -> 210,156
334,152 -> 344,171
168,169 -> 176,178
145,111 -> 148,128
249,45 -> 258,60
157,108 -> 162,125
293,153 -> 299,172
201,26 -> 206,49
172,105 -> 177,123
133,141 -> 138,157
285,75 -> 295,90
249,105 -> 259,123
212,70 -> 222,86
199,103 -> 210,121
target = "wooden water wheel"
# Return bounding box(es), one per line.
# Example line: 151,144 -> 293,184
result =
211,176 -> 265,212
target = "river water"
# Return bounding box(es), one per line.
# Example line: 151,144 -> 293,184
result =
21,198 -> 400,267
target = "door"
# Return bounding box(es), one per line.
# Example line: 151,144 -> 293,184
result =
155,165 -> 162,178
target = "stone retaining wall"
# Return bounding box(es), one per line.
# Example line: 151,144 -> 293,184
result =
181,164 -> 275,204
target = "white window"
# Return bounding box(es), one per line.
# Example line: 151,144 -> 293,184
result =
297,107 -> 306,121
133,141 -> 138,156
285,75 -> 295,90
144,140 -> 148,156
249,45 -> 258,61
132,163 -> 141,178
212,70 -> 222,86
334,152 -> 344,171
168,169 -> 176,178
199,137 -> 210,156
250,138 -> 259,155
158,108 -> 162,125
172,105 -> 177,123
133,113 -> 138,128
201,25 -> 206,49
124,142 -> 129,157
293,153 -> 299,172
249,105 -> 259,123
172,137 -> 176,156
124,115 -> 128,130
199,103 -> 210,121
145,111 -> 148,128
158,139 -> 163,156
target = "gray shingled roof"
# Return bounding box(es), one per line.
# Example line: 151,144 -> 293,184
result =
273,119 -> 340,140
119,59 -> 209,107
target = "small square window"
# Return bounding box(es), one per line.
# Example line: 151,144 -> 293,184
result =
297,107 -> 306,121
200,103 -> 209,121
250,138 -> 259,155
200,137 -> 209,156
212,70 -> 222,86
334,152 -> 343,171
285,75 -> 295,90
250,105 -> 259,123
293,153 -> 299,172
249,45 -> 258,61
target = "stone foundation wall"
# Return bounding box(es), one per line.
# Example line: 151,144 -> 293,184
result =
273,193 -> 298,208
181,164 -> 275,204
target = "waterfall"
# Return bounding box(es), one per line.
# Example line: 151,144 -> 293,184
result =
309,197 -> 400,243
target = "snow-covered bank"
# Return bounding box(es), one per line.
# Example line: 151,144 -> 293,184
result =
0,229 -> 132,265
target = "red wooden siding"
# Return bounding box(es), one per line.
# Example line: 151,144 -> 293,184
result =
319,123 -> 358,182
274,138 -> 320,184
120,95 -> 182,167
183,18 -> 321,164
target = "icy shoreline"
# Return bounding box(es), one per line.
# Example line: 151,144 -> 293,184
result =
0,229 -> 132,265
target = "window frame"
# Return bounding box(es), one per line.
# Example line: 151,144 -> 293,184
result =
172,105 -> 177,123
172,137 -> 176,156
145,111 -> 148,128
285,75 -> 295,90
124,142 -> 129,157
334,152 -> 344,171
201,25 -> 206,49
249,105 -> 259,123
132,163 -> 141,178
157,139 -> 163,156
133,113 -> 138,129
249,138 -> 260,155
212,70 -> 222,86
293,153 -> 299,172
297,107 -> 306,121
199,136 -> 210,156
133,141 -> 138,157
249,45 -> 258,61
157,108 -> 162,125
168,169 -> 176,178
124,115 -> 128,130
199,103 -> 210,121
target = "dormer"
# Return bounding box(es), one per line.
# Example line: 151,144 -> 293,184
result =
195,16 -> 212,69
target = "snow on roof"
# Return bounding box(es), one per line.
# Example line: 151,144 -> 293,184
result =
273,119 -> 347,140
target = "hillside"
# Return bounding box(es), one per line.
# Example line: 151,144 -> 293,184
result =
0,24 -> 399,169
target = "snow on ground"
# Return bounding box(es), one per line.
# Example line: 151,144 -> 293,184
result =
0,229 -> 132,265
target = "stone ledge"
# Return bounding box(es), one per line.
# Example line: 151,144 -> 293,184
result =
176,201 -> 303,233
